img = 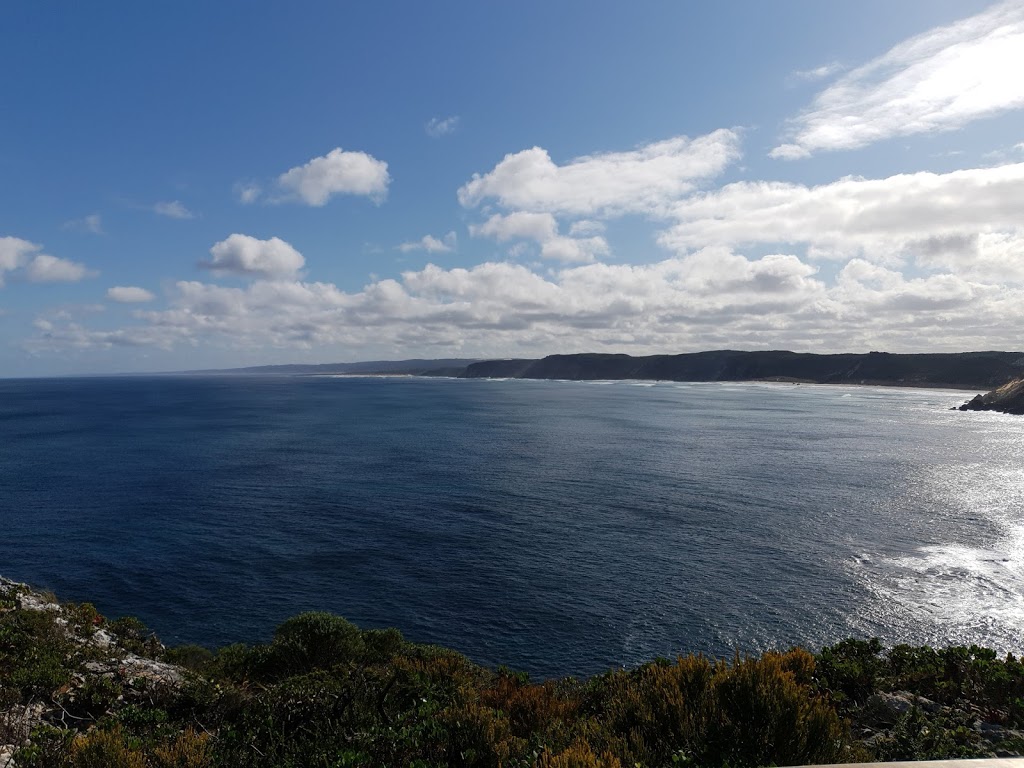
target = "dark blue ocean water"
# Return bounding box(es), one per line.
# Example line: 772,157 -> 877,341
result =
2,375 -> 1023,678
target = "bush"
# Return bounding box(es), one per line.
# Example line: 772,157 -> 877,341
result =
0,608 -> 75,696
164,644 -> 214,671
269,611 -> 365,677
69,725 -> 146,768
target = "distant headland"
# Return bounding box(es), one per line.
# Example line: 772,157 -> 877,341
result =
186,350 -> 1024,393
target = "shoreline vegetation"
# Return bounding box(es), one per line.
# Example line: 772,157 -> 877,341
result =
4,577 -> 1024,767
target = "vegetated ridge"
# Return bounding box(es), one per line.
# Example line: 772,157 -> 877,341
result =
4,576 -> 1024,767
458,350 -> 1024,391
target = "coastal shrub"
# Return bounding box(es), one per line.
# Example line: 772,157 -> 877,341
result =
596,650 -> 846,768
0,607 -> 74,696
269,611 -> 365,676
536,740 -> 623,768
361,625 -> 405,663
63,674 -> 123,721
63,602 -> 101,637
872,705 -> 982,760
163,644 -> 214,671
108,616 -> 161,656
150,727 -> 213,768
816,637 -> 884,704
711,651 -> 846,767
69,725 -> 146,768
207,642 -> 266,682
13,724 -> 75,768
479,674 -> 581,741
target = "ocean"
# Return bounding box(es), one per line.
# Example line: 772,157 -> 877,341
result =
1,374 -> 1022,679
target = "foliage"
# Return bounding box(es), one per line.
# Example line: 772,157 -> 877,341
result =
6,583 -> 1024,767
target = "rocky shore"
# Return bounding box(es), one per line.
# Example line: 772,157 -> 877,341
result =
959,377 -> 1024,415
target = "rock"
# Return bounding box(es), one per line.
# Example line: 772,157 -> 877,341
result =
959,377 -> 1024,415
91,628 -> 115,648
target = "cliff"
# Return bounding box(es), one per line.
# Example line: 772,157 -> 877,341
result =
459,350 -> 1024,390
958,377 -> 1024,415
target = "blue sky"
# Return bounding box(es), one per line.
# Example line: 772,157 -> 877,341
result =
2,0 -> 1022,376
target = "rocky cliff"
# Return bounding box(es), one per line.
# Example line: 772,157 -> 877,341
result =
959,377 -> 1024,415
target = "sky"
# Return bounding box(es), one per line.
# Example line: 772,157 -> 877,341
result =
2,0 -> 1023,376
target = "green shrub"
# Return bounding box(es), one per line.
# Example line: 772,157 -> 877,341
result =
13,724 -> 74,768
0,608 -> 75,696
164,644 -> 214,671
816,637 -> 884,705
269,611 -> 365,676
361,626 -> 405,663
872,705 -> 983,760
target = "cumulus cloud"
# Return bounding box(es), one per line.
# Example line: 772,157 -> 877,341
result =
200,234 -> 305,279
425,115 -> 460,137
25,254 -> 94,283
107,286 -> 156,303
661,162 -> 1024,279
153,201 -> 195,219
458,129 -> 742,216
0,237 -> 95,286
773,1 -> 1024,158
470,212 -> 609,263
398,232 -> 457,253
0,237 -> 40,280
28,247 -> 1024,356
276,148 -> 390,205
62,214 -> 103,234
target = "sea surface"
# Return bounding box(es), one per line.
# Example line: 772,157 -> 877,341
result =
2,375 -> 1023,679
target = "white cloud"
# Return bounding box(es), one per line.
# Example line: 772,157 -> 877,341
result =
0,237 -> 38,280
398,232 -> 457,253
790,62 -> 843,82
62,214 -> 103,235
472,212 -> 558,243
236,182 -> 262,204
662,162 -> 1024,279
0,237 -> 94,286
276,148 -> 390,206
153,200 -> 195,219
107,286 -> 156,303
200,234 -> 305,279
773,1 -> 1024,158
470,212 -> 609,263
425,115 -> 460,138
25,254 -> 94,283
458,129 -> 742,216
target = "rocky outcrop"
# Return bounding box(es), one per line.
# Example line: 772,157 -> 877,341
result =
959,377 -> 1024,415
0,577 -> 187,767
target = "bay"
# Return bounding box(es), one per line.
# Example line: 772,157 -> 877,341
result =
1,375 -> 1023,679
